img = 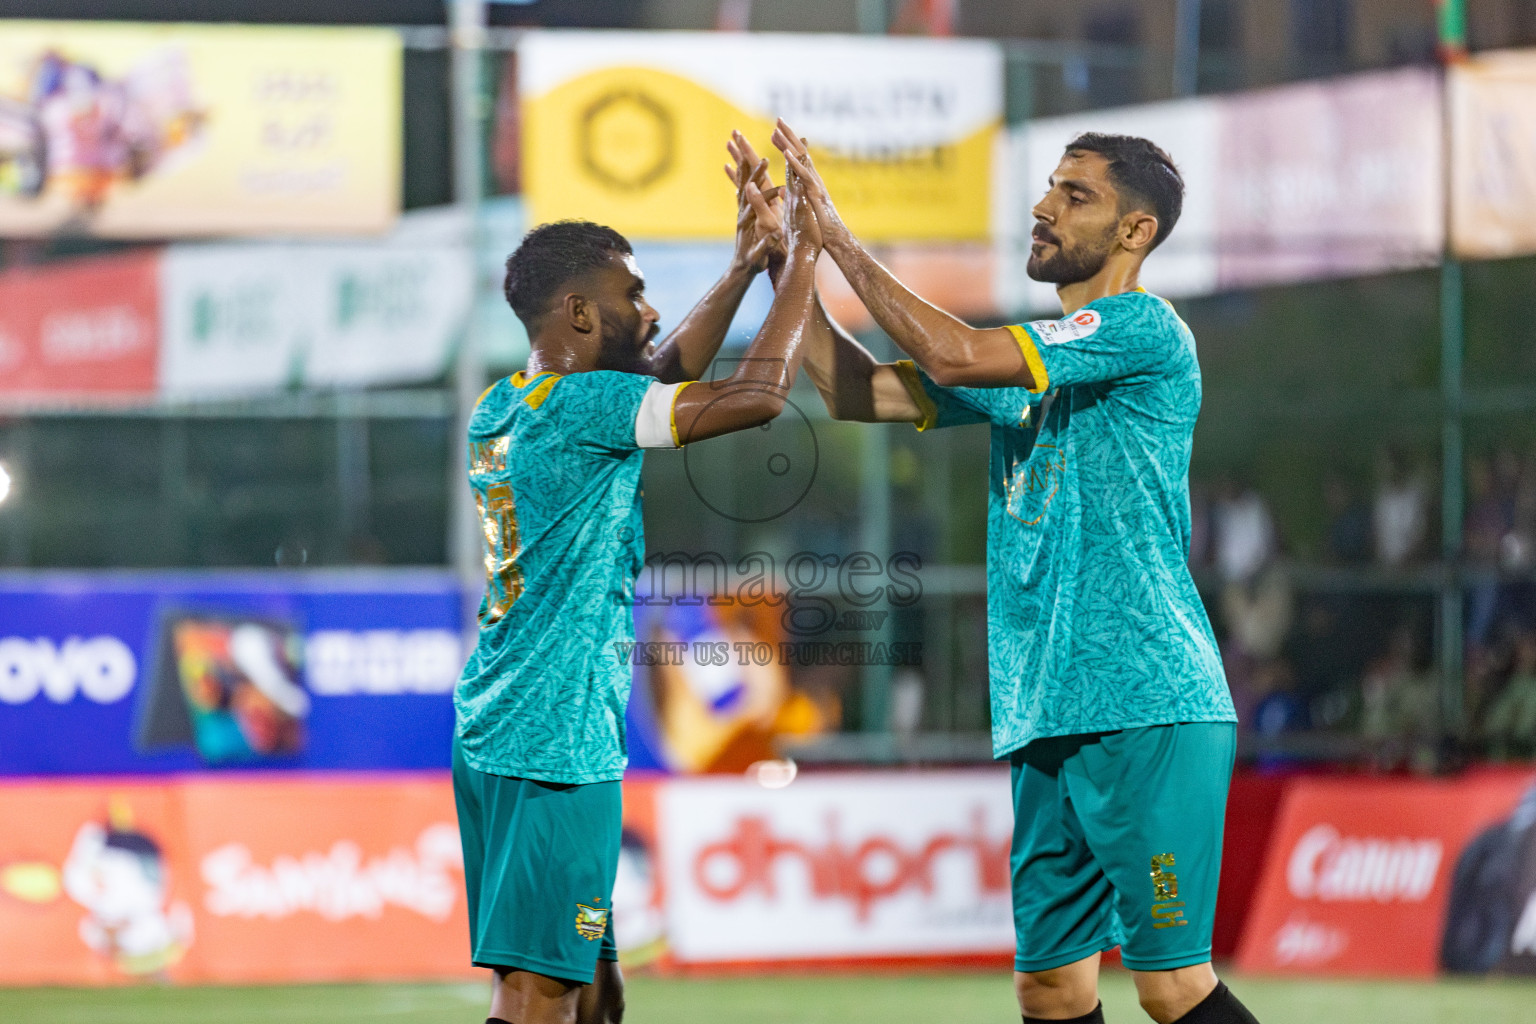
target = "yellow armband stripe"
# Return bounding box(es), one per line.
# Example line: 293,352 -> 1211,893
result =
670,380 -> 696,447
1006,324 -> 1050,395
892,360 -> 940,432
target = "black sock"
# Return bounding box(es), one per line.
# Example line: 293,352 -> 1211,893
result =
1023,1002 -> 1105,1024
487,1018 -> 513,1023
1171,982 -> 1261,1024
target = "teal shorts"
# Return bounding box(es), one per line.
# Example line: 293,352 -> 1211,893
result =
452,740 -> 621,984
1009,722 -> 1235,973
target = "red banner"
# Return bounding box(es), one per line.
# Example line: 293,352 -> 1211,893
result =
1236,771 -> 1535,976
0,250 -> 160,402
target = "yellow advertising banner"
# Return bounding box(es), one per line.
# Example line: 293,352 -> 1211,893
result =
0,21 -> 400,237
518,31 -> 1002,241
1450,49 -> 1536,259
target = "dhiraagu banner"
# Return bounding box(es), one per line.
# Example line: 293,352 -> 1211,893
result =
0,21 -> 400,237
518,31 -> 1003,241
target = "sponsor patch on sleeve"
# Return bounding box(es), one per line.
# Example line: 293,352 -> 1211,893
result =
1028,308 -> 1101,346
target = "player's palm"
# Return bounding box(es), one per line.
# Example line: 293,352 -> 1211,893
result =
725,131 -> 784,265
771,118 -> 846,244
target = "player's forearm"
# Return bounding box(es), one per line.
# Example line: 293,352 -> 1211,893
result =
822,232 -> 1032,389
726,247 -> 817,396
674,250 -> 817,443
803,296 -> 881,422
647,263 -> 757,383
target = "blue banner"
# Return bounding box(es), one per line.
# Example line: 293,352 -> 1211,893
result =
0,571 -> 464,775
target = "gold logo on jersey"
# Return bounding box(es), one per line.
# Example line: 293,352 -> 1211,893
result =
575,902 -> 610,941
1150,852 -> 1189,929
1005,444 -> 1066,526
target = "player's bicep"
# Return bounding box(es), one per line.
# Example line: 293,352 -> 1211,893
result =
869,364 -> 924,423
891,361 -> 993,431
635,380 -> 691,448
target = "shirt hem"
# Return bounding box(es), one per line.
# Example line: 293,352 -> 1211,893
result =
458,747 -> 626,785
992,712 -> 1237,761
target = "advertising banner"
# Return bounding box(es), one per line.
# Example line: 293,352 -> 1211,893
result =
0,571 -> 464,776
992,67 -> 1442,315
159,207 -> 476,398
1450,49 -> 1536,259
658,772 -> 1014,963
0,776 -> 474,984
0,21 -> 400,237
1215,67 -> 1442,290
1235,771 -> 1536,976
0,249 -> 159,402
519,31 -> 1002,241
995,97 -> 1220,315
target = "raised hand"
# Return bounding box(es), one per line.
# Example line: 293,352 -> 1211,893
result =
780,161 -> 823,256
770,118 -> 850,251
724,130 -> 783,268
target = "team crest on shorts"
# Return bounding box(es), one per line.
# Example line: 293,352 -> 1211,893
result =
575,903 -> 609,941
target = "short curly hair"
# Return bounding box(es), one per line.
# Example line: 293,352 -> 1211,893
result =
503,220 -> 633,329
1064,133 -> 1184,250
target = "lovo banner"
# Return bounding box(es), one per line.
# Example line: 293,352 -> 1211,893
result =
1235,770 -> 1536,976
0,249 -> 159,403
0,571 -> 464,776
0,21 -> 400,237
658,772 -> 1014,964
518,31 -> 1002,242
1450,49 -> 1536,259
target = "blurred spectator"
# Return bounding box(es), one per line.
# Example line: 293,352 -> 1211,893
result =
1482,630 -> 1536,761
1251,657 -> 1308,769
1213,477 -> 1277,584
1374,447 -> 1431,568
1323,471 -> 1371,564
1361,621 -> 1439,771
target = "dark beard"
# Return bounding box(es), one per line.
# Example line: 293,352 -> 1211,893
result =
596,318 -> 658,373
1026,229 -> 1114,285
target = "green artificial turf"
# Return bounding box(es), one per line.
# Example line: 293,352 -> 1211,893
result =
0,970 -> 1532,1023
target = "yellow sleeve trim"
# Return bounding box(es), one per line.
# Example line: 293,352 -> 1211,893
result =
891,360 -> 940,432
474,381 -> 501,408
1006,324 -> 1050,394
523,374 -> 563,410
670,380 -> 696,447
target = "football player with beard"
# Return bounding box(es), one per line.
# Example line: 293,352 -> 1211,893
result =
734,123 -> 1257,1024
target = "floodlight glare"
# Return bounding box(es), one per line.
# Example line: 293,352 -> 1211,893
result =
0,463 -> 10,505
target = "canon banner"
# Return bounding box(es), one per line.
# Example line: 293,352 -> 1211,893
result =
0,21 -> 400,237
659,773 -> 1014,963
0,571 -> 464,775
519,31 -> 1002,241
1236,770 -> 1536,976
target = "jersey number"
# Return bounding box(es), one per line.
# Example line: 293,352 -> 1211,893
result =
475,482 -> 525,623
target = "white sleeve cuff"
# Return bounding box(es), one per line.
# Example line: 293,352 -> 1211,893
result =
635,380 -> 687,449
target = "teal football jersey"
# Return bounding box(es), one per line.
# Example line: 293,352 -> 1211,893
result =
455,369 -> 656,784
899,288 -> 1234,757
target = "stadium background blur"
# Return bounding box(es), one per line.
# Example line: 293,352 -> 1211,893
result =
1,1 -> 1536,1021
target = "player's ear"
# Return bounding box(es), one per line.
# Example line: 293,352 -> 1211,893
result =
1121,211 -> 1158,254
563,291 -> 597,334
